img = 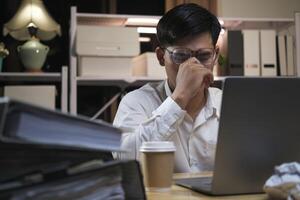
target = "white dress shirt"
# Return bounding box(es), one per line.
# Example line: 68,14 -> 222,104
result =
113,81 -> 222,172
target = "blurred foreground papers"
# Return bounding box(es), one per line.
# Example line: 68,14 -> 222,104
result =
264,162 -> 300,200
0,97 -> 145,200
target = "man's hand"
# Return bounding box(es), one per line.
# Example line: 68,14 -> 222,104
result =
171,57 -> 213,109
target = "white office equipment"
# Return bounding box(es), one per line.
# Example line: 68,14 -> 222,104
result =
76,25 -> 139,57
78,57 -> 132,77
260,30 -> 277,76
243,30 -> 260,76
4,85 -> 56,109
286,35 -> 295,76
131,52 -> 166,78
76,25 -> 140,77
278,35 -> 287,76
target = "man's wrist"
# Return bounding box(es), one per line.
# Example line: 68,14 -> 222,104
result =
171,91 -> 189,109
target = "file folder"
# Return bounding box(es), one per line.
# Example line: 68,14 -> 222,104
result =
277,35 -> 287,76
286,35 -> 295,76
260,30 -> 277,76
228,31 -> 244,76
243,30 -> 260,76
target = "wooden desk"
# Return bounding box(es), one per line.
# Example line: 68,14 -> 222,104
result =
146,172 -> 268,200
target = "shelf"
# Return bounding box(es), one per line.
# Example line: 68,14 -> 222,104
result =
76,12 -> 161,27
76,76 -> 163,87
76,76 -> 225,88
76,12 -> 294,32
221,17 -> 294,31
0,67 -> 68,113
0,72 -> 61,83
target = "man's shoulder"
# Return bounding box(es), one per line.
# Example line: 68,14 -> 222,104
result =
122,83 -> 160,102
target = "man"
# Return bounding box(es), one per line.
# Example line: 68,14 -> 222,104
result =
113,3 -> 222,172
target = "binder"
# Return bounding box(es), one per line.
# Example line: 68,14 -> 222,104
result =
0,97 -> 122,153
227,31 -> 244,76
260,30 -> 277,76
243,30 -> 260,76
277,35 -> 287,76
0,141 -> 113,184
0,97 -> 124,183
0,98 -> 146,199
0,160 -> 124,199
0,160 -> 146,200
286,35 -> 295,76
120,160 -> 146,200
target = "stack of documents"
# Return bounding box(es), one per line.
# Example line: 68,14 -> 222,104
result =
0,97 -> 146,199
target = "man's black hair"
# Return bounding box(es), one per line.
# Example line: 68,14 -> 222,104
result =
156,3 -> 221,47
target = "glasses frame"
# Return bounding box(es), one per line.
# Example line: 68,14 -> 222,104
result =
163,47 -> 218,67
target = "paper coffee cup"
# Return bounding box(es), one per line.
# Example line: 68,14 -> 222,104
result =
140,141 -> 176,192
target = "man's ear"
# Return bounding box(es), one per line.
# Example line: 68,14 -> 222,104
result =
214,46 -> 220,66
155,47 -> 165,66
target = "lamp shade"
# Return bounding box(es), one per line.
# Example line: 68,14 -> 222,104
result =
3,0 -> 61,41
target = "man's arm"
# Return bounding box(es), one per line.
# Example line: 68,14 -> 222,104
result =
113,92 -> 185,160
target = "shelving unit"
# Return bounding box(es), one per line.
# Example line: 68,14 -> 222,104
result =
69,7 -> 164,116
220,17 -> 295,77
70,6 -> 298,119
0,66 -> 68,112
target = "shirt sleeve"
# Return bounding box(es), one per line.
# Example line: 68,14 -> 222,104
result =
113,92 -> 186,160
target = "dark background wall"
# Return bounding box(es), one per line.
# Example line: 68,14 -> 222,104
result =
0,0 -> 165,72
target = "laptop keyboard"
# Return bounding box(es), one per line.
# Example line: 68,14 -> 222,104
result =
175,176 -> 213,194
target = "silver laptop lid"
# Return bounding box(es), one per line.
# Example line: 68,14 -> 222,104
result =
212,77 -> 300,195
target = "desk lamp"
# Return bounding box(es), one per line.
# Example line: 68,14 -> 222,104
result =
3,0 -> 61,72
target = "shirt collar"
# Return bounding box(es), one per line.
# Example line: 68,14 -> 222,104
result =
194,90 -> 219,128
164,80 -> 172,97
204,89 -> 220,120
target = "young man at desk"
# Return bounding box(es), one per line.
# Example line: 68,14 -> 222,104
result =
113,3 -> 222,173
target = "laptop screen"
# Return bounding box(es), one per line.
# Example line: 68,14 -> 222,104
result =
212,77 -> 300,195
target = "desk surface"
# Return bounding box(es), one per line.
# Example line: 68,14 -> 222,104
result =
146,172 -> 268,200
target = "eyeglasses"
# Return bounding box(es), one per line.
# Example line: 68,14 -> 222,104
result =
164,47 -> 217,67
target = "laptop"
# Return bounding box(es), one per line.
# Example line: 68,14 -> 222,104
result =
175,77 -> 300,195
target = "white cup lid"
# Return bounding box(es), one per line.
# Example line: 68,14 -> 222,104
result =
140,141 -> 176,152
